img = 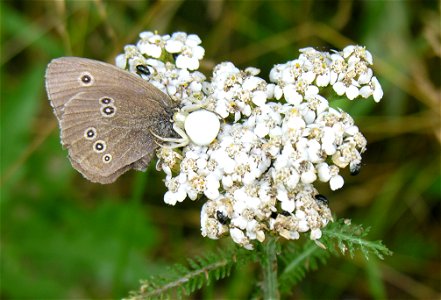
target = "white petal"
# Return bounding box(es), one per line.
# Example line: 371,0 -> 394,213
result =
274,85 -> 283,100
371,77 -> 383,102
346,85 -> 360,100
266,83 -> 275,98
276,186 -> 289,202
187,34 -> 202,46
305,85 -> 319,97
223,157 -> 236,174
175,55 -> 187,69
140,43 -> 162,58
176,188 -> 187,202
255,122 -> 269,138
345,125 -> 359,136
166,84 -> 177,96
164,191 -> 178,205
192,46 -> 205,60
252,90 -> 267,106
364,49 -> 373,64
286,171 -> 300,189
281,199 -> 295,213
333,81 -> 346,96
332,152 -> 349,168
187,190 -> 198,200
358,68 -> 373,84
307,140 -> 322,163
330,71 -> 338,85
284,90 -> 303,105
204,188 -> 220,200
232,111 -> 240,122
139,31 -> 154,39
222,175 -> 233,188
301,171 -> 317,184
359,85 -> 373,98
282,68 -> 295,83
316,73 -> 330,87
230,228 -> 246,244
298,219 -> 309,232
243,76 -> 260,90
245,67 -> 260,76
269,66 -> 281,82
310,228 -> 322,240
303,109 -> 316,124
317,163 -> 331,182
330,175 -> 344,190
115,54 -> 127,69
343,45 -> 355,58
302,71 -> 316,84
165,39 -> 184,53
322,142 -> 336,156
215,102 -> 229,119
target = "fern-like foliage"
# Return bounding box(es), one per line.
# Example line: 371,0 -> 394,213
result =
321,218 -> 392,260
278,239 -> 331,293
278,218 -> 392,295
126,218 -> 391,299
125,246 -> 258,300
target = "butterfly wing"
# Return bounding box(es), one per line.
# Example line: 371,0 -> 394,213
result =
45,57 -> 175,183
45,57 -> 173,120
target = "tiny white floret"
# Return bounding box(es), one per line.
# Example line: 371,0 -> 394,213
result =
330,175 -> 344,190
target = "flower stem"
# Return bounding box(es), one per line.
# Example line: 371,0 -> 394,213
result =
261,237 -> 280,300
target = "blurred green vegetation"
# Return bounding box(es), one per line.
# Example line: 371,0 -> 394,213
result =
1,1 -> 439,299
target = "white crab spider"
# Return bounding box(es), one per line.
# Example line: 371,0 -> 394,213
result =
153,104 -> 221,148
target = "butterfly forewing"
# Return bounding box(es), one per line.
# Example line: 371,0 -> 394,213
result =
45,57 -> 175,183
45,57 -> 173,119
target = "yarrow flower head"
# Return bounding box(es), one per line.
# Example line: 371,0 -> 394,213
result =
116,31 -> 384,249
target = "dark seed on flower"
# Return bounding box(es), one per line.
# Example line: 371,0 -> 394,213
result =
216,211 -> 230,225
350,162 -> 362,176
136,65 -> 151,76
315,194 -> 328,205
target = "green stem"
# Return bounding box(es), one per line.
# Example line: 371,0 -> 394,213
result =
261,237 -> 280,300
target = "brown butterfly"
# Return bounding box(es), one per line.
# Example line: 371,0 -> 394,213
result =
45,57 -> 175,183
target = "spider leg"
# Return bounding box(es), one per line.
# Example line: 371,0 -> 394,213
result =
150,125 -> 190,149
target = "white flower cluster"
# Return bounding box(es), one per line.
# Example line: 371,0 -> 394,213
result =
116,31 -> 383,249
115,31 -> 207,104
270,46 -> 383,103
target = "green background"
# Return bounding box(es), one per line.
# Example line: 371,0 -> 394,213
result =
1,1 -> 439,299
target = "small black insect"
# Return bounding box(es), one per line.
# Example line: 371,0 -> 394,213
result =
270,211 -> 278,219
314,194 -> 329,205
216,211 -> 230,225
280,211 -> 291,216
350,162 -> 362,176
136,64 -> 151,77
